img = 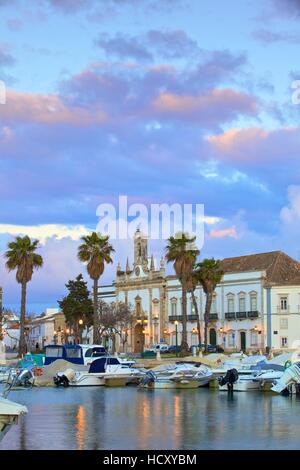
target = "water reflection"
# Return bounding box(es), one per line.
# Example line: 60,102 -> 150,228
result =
1,387 -> 300,450
76,406 -> 85,450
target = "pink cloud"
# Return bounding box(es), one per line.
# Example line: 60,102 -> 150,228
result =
209,227 -> 238,239
2,89 -> 107,126
152,88 -> 257,123
207,126 -> 300,165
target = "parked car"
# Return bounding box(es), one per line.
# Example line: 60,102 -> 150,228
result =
189,344 -> 218,353
148,343 -> 169,354
167,345 -> 182,354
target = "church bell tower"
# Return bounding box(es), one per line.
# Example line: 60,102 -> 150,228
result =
134,229 -> 148,271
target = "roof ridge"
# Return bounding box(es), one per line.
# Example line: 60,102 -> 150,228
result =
222,250 -> 282,261
268,251 -> 282,280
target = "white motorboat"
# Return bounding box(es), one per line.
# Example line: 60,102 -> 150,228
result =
0,396 -> 27,442
54,356 -> 145,387
218,364 -> 285,392
140,364 -> 214,389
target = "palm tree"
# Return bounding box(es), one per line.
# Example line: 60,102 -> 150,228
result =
194,258 -> 224,353
187,270 -> 202,354
78,232 -> 114,344
4,236 -> 43,357
165,233 -> 199,355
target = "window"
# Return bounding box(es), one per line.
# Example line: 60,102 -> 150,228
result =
281,337 -> 288,348
85,347 -> 106,358
251,331 -> 258,346
45,347 -> 63,358
228,331 -> 235,347
250,293 -> 258,311
171,299 -> 177,317
227,294 -> 235,313
211,294 -> 217,314
280,297 -> 288,311
239,294 -> 246,312
135,296 -> 142,316
153,298 -> 160,318
66,348 -> 82,359
280,318 -> 288,329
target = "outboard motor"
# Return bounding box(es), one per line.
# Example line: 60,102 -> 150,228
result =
53,368 -> 76,387
139,370 -> 156,386
54,374 -> 69,387
272,361 -> 300,395
15,369 -> 35,388
219,368 -> 238,390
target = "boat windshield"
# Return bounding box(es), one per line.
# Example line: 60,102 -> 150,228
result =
45,347 -> 63,358
66,348 -> 82,359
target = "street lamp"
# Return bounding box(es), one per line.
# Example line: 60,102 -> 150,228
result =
174,320 -> 179,357
78,319 -> 83,344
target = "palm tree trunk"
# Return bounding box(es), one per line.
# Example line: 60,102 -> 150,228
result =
181,282 -> 189,355
18,281 -> 27,357
204,292 -> 213,353
191,290 -> 202,352
93,278 -> 99,344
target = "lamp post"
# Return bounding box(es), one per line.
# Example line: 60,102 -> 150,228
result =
78,319 -> 83,344
174,320 -> 179,357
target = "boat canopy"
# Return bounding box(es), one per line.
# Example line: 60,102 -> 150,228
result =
88,357 -> 121,373
44,344 -> 83,365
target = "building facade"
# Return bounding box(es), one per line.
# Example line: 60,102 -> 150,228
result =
100,230 -> 300,353
28,309 -> 66,350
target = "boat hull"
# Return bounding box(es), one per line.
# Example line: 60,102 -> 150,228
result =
69,374 -> 105,386
104,377 -> 129,387
146,379 -> 201,389
219,379 -> 261,392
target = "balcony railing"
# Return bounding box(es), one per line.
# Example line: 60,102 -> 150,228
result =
208,313 -> 218,321
277,306 -> 290,314
247,310 -> 259,319
169,315 -> 199,322
225,312 -> 236,320
236,311 -> 247,319
169,315 -> 181,322
187,315 -> 199,322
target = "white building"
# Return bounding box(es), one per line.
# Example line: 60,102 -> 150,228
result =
2,311 -> 20,351
100,230 -> 300,353
27,308 -> 66,350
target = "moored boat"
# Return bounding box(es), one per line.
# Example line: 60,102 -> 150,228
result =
54,356 -> 144,387
0,396 -> 27,442
139,364 -> 214,389
271,362 -> 300,395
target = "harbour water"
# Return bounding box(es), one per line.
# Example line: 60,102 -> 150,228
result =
1,387 -> 300,450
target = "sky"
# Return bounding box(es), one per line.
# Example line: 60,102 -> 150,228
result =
0,0 -> 300,314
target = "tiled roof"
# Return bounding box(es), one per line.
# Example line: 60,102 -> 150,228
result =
221,251 -> 300,286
